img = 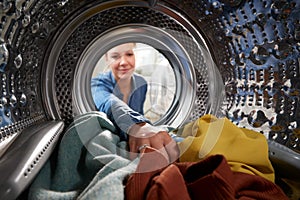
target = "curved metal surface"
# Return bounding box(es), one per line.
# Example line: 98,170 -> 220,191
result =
0,120 -> 64,200
1,0 -> 298,149
0,0 -> 300,198
73,25 -> 209,128
43,1 -> 222,127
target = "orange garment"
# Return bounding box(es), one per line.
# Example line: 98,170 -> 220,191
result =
177,114 -> 275,182
125,147 -> 288,200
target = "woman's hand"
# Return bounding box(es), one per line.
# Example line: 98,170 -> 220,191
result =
128,122 -> 179,163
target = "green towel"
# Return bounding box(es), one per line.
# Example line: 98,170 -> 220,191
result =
28,111 -> 138,200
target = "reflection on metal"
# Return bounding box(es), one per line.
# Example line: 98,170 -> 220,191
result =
0,0 -> 300,197
72,25 -> 209,128
216,0 -> 300,155
0,120 -> 64,200
0,0 -> 47,136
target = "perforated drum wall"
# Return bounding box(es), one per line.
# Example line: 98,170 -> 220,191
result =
0,0 -> 300,197
1,0 -> 299,151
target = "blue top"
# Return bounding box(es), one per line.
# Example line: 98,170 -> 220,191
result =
91,71 -> 150,140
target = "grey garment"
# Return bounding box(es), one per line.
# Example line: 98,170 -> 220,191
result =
28,111 -> 138,200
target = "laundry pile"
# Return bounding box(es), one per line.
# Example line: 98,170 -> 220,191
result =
28,112 -> 288,200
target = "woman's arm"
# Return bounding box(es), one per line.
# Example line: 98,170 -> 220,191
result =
91,73 -> 179,163
91,74 -> 150,134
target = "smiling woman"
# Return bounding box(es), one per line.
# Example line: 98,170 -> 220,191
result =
90,42 -> 177,144
1,0 -> 300,199
91,43 -> 175,124
90,43 -> 149,139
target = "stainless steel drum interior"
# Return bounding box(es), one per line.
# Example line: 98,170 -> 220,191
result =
0,0 -> 300,199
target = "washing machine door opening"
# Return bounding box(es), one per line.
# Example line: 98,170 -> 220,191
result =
1,0 -> 300,199
71,25 -> 222,128
42,3 -> 224,129
88,42 -> 177,124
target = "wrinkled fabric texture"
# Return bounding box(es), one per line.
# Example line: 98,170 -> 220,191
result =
125,147 -> 191,200
91,71 -> 150,140
125,151 -> 288,200
28,112 -> 287,200
28,112 -> 138,200
177,114 -> 275,182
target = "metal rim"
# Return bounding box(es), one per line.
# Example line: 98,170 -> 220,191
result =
73,24 -> 196,127
43,1 -> 224,128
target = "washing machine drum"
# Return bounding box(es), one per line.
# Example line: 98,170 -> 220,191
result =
0,0 -> 300,199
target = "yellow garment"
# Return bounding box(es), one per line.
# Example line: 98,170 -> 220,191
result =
177,114 -> 275,182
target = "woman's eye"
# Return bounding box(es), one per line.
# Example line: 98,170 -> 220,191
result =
111,55 -> 120,60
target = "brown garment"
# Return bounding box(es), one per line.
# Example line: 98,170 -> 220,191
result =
125,147 -> 288,200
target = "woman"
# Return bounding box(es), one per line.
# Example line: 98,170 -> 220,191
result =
91,43 -> 178,162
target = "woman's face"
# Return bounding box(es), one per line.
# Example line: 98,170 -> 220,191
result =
106,43 -> 136,81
